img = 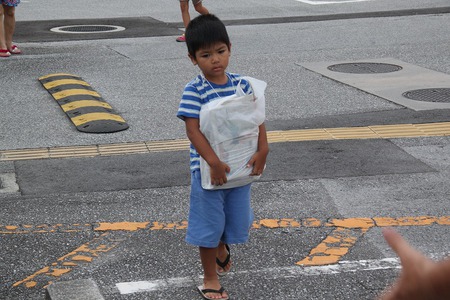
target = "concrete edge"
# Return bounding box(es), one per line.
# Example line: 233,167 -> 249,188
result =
45,278 -> 105,300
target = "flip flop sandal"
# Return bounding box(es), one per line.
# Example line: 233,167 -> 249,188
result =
8,45 -> 21,54
0,49 -> 11,57
216,244 -> 231,277
197,285 -> 229,300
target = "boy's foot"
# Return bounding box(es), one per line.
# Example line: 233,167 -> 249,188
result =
176,34 -> 186,42
0,49 -> 11,57
216,244 -> 231,276
8,45 -> 21,54
198,285 -> 229,300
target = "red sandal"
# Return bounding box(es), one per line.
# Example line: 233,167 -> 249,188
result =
8,45 -> 21,54
0,49 -> 11,57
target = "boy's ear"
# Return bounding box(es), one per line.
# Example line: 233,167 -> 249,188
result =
188,53 -> 197,65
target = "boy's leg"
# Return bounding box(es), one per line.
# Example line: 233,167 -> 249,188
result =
217,241 -> 231,274
193,0 -> 209,15
199,246 -> 229,299
222,184 -> 253,244
188,171 -> 228,298
3,5 -> 15,49
215,184 -> 253,275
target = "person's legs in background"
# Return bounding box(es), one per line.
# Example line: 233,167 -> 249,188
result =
0,4 -> 11,57
177,0 -> 209,42
193,0 -> 208,16
4,4 -> 20,53
177,0 -> 190,42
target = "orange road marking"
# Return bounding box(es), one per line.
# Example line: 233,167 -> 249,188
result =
12,232 -> 124,289
326,218 -> 374,229
296,227 -> 368,266
94,221 -> 149,231
6,216 -> 449,289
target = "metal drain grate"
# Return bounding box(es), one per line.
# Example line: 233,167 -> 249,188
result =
327,63 -> 403,74
50,25 -> 126,34
402,88 -> 450,103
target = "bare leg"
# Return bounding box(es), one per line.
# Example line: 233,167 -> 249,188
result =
180,1 -> 191,29
199,246 -> 228,299
3,5 -> 15,50
194,2 -> 209,15
0,5 -> 6,49
216,242 -> 232,274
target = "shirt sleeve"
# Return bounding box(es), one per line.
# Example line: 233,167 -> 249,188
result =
177,83 -> 202,121
241,79 -> 253,95
233,74 -> 253,95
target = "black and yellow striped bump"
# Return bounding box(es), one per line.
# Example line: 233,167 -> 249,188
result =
39,73 -> 129,133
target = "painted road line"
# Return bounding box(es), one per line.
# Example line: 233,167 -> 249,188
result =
2,216 -> 449,235
297,227 -> 368,266
296,0 -> 371,4
0,223 -> 93,234
116,257 -> 403,295
117,277 -> 193,295
2,122 -> 450,161
116,253 -> 450,296
38,73 -> 129,133
12,232 -> 128,290
4,216 -> 449,290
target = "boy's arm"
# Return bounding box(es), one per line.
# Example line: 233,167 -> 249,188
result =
248,123 -> 269,176
185,117 -> 230,186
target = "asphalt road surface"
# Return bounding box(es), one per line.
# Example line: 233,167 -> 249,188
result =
1,0 -> 450,299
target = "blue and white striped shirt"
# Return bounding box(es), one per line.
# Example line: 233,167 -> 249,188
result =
177,72 -> 252,172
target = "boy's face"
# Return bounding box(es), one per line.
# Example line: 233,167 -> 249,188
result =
189,42 -> 231,84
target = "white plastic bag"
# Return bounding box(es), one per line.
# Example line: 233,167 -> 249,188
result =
199,77 -> 266,190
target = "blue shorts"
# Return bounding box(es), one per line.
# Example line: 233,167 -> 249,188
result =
186,170 -> 254,248
1,0 -> 20,7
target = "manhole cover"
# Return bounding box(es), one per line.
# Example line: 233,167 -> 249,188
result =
402,88 -> 450,103
50,25 -> 126,34
327,63 -> 403,74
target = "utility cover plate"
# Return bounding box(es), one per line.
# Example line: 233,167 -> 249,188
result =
298,58 -> 450,111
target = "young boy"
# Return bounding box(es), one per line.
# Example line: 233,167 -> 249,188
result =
176,0 -> 209,42
177,14 -> 269,300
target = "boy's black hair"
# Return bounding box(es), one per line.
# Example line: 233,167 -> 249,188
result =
185,14 -> 230,58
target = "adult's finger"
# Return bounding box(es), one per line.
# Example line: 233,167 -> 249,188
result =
382,228 -> 415,260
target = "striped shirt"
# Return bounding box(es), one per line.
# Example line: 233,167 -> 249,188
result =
177,72 -> 252,172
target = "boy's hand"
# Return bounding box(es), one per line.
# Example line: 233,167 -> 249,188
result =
210,161 -> 230,186
247,150 -> 268,176
249,123 -> 269,176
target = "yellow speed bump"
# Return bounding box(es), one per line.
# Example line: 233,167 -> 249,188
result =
39,73 -> 129,133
